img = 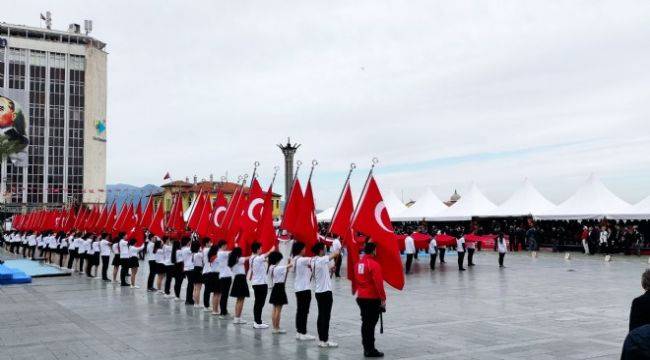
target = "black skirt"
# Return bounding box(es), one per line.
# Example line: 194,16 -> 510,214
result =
92,253 -> 101,266
112,254 -> 120,266
59,246 -> 68,255
155,262 -> 166,274
193,267 -> 204,283
269,283 -> 288,305
129,257 -> 139,268
230,274 -> 249,298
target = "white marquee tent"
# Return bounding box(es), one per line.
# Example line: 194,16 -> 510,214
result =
536,174 -> 633,220
609,195 -> 650,220
485,178 -> 556,217
392,188 -> 447,221
382,190 -> 408,218
316,207 -> 335,223
430,182 -> 498,221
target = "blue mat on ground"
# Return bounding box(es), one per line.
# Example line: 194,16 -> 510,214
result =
0,264 -> 31,285
3,259 -> 70,278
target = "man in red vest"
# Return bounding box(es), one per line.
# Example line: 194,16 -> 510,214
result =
355,241 -> 386,358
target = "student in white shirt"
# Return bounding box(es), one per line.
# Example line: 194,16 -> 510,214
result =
466,240 -> 476,267
99,234 -> 112,281
292,241 -> 316,341
216,241 -> 233,318
111,239 -> 121,283
163,238 -> 179,298
172,238 -> 189,300
205,243 -> 222,314
497,233 -> 507,268
76,233 -> 88,273
404,235 -> 416,274
145,233 -> 157,292
268,251 -> 293,334
180,239 -> 195,305
428,237 -> 438,271
154,237 -> 168,294
127,238 -> 145,289
118,234 -> 130,286
228,246 -> 251,324
201,238 -> 216,311
457,236 -> 466,271
249,242 -> 275,329
58,232 -> 69,268
311,242 -> 340,348
191,240 -> 205,307
86,235 -> 100,278
67,233 -> 77,270
331,237 -> 343,278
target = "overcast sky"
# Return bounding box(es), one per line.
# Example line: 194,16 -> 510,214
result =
7,1 -> 650,208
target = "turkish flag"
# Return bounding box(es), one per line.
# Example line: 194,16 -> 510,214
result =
112,204 -> 128,236
292,181 -> 318,256
195,193 -> 213,238
119,204 -> 135,234
223,187 -> 247,249
237,179 -> 265,255
73,207 -> 86,231
258,186 -> 278,253
187,191 -> 205,232
149,203 -> 166,238
167,194 -> 186,233
351,175 -> 404,290
280,179 -> 303,235
208,190 -> 228,240
92,205 -> 107,233
102,204 -> 117,235
329,181 -> 358,293
140,196 -> 155,231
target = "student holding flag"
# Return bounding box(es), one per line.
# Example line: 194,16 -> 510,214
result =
311,242 -> 340,348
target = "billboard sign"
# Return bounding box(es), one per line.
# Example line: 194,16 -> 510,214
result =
0,88 -> 29,166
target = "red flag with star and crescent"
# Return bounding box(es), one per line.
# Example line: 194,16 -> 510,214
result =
149,203 -> 166,238
351,175 -> 404,290
280,178 -> 303,235
329,180 -> 358,294
208,190 -> 229,241
292,181 -> 318,256
237,179 -> 265,255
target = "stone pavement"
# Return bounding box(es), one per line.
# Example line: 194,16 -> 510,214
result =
0,249 -> 647,360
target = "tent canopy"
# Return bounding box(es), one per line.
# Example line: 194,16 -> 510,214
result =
316,207 -> 335,223
382,190 -> 408,218
536,174 -> 632,220
392,188 -> 447,221
486,178 -> 556,217
430,182 -> 498,221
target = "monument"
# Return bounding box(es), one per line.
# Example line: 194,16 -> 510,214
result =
277,137 -> 300,202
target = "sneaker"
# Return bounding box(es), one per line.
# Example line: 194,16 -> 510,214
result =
130,285 -> 140,289
157,290 -> 165,295
211,311 -> 220,316
364,349 -> 384,358
233,318 -> 247,325
272,328 -> 286,334
298,333 -> 316,341
204,307 -> 213,312
174,297 -> 183,302
253,323 -> 269,329
193,304 -> 202,308
319,341 -> 338,348
219,314 -> 233,320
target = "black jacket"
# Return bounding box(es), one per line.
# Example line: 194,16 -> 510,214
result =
621,324 -> 650,360
629,291 -> 650,332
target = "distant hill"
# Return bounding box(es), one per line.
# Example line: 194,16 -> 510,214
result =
106,184 -> 162,209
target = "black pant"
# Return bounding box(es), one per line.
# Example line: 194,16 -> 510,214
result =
203,273 -> 216,308
120,259 -> 130,285
334,255 -> 342,278
457,251 -> 465,270
429,253 -> 437,270
405,254 -> 413,274
295,290 -> 311,334
165,265 -> 175,294
101,255 -> 110,280
78,254 -> 85,272
356,298 -> 382,353
467,248 -> 475,265
185,270 -> 195,304
59,249 -> 67,268
253,284 -> 268,324
85,254 -> 93,276
174,264 -> 184,298
315,291 -> 333,342
147,260 -> 156,289
67,250 -> 76,269
439,248 -> 446,263
498,253 -> 505,266
219,277 -> 232,315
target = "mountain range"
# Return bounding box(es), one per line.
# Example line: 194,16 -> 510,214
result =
106,184 -> 162,209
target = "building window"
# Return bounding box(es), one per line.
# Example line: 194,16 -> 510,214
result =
8,48 -> 26,89
67,54 -> 85,204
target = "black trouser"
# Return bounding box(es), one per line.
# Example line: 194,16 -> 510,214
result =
439,248 -> 446,263
315,291 -> 333,342
59,249 -> 67,267
147,260 -> 156,289
85,254 -> 93,276
498,253 -> 505,266
185,270 -> 195,304
457,251 -> 465,270
203,273 -> 216,308
78,253 -> 85,272
22,244 -> 27,257
334,255 -> 342,278
253,284 -> 268,324
102,255 -> 110,280
356,298 -> 382,353
429,252 -> 437,270
405,254 -> 413,274
219,277 -> 232,315
67,250 -> 76,269
120,258 -> 130,285
174,264 -> 184,297
165,265 -> 175,294
467,248 -> 475,265
295,290 -> 311,334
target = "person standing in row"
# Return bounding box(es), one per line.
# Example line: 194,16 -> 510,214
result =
181,238 -> 195,305
145,234 -> 157,292
90,236 -> 101,278
268,251 -> 292,334
99,234 -> 111,281
216,241 -> 232,318
292,242 -> 316,341
428,236 -> 438,271
249,242 -> 273,329
173,238 -> 187,300
312,242 -> 340,348
496,233 -> 507,268
404,234 -> 415,274
191,241 -> 204,307
466,240 -> 476,267
164,239 -> 179,298
118,234 -> 130,286
154,238 -> 167,293
228,247 -> 250,324
111,239 -> 121,283
201,240 -> 217,312
457,235 -> 466,271
127,239 -> 144,289
206,243 -> 222,314
331,237 -> 343,278
58,233 -> 69,269
355,241 -> 386,358
77,234 -> 87,273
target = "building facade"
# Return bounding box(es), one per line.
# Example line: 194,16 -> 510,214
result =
0,21 -> 107,212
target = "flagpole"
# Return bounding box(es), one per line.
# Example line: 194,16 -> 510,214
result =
307,159 -> 318,183
224,174 -> 247,235
250,161 -> 260,185
351,157 -> 379,226
281,160 -> 302,223
328,162 -> 356,234
270,166 -> 280,188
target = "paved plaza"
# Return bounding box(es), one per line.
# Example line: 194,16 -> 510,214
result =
0,249 -> 647,360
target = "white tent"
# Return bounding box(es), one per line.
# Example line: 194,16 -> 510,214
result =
608,195 -> 650,220
392,188 -> 447,221
316,207 -> 335,223
536,174 -> 633,220
382,190 -> 408,218
486,178 -> 556,217
430,182 -> 498,221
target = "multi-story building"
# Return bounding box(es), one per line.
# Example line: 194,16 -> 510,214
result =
0,20 -> 107,213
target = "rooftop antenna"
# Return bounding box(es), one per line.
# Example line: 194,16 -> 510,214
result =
84,20 -> 93,35
40,11 -> 52,30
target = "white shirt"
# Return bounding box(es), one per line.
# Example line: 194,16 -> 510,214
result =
497,239 -> 507,253
293,256 -> 313,292
181,247 -> 193,271
456,237 -> 465,252
60,237 -> 68,248
270,265 -> 288,286
91,241 -> 100,254
100,239 -> 111,256
145,241 -> 155,261
86,239 -> 95,255
111,243 -> 119,255
250,254 -> 268,286
331,238 -> 342,253
162,244 -> 173,265
28,234 -> 36,246
192,252 -> 204,268
428,238 -> 437,254
118,239 -> 129,257
232,257 -> 246,275
217,251 -> 232,278
313,256 -> 333,293
404,236 -> 416,254
599,230 -> 609,244
155,248 -> 165,263
202,247 -> 211,273
128,244 -> 144,258
77,238 -> 87,254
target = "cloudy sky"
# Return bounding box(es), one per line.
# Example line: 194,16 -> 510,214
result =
8,1 -> 650,208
